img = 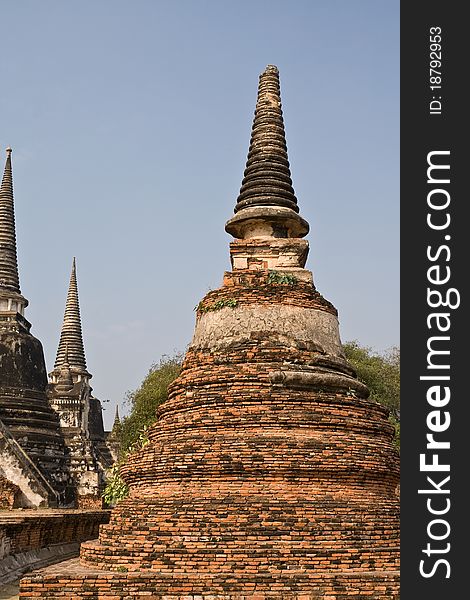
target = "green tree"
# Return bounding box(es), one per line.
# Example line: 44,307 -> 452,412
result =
120,353 -> 183,454
103,354 -> 182,505
343,341 -> 400,448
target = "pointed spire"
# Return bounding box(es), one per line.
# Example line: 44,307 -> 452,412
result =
112,405 -> 121,433
54,258 -> 88,373
236,65 -> 298,213
0,148 -> 21,295
109,405 -> 122,446
226,66 -> 309,239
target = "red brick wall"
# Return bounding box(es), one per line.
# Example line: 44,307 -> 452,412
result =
0,474 -> 19,509
20,557 -> 399,598
2,510 -> 109,555
199,269 -> 338,316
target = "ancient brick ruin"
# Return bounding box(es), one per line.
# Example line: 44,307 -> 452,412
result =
20,66 -> 400,598
0,509 -> 110,584
0,149 -> 114,509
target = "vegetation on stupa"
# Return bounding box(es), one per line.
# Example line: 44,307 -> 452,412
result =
119,354 -> 183,454
103,343 -> 400,504
103,354 -> 182,505
343,341 -> 400,449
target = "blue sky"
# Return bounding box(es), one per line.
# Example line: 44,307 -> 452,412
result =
1,1 -> 399,428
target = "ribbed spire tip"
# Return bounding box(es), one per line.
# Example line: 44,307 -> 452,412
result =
225,63 -> 310,239
5,147 -> 12,155
263,65 -> 279,75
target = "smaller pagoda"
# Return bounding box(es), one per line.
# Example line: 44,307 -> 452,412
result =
106,405 -> 122,462
47,258 -> 112,507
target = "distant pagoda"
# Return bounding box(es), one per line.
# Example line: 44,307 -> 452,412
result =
0,148 -> 70,507
21,67 -> 399,598
48,258 -> 113,507
106,405 -> 122,462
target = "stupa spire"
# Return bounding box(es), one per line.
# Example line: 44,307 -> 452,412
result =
0,147 -> 22,296
226,66 -> 309,240
54,258 -> 88,374
110,405 -> 122,440
112,405 -> 120,429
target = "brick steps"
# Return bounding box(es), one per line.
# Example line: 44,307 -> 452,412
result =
20,557 -> 400,598
77,496 -> 398,575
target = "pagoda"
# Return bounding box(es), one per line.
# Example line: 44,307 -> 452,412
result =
0,148 -> 70,507
48,258 -> 113,507
106,405 -> 122,462
21,66 -> 400,598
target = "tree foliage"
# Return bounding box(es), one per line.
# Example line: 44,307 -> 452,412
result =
102,462 -> 129,506
343,341 -> 400,447
102,354 -> 182,505
119,354 -> 183,455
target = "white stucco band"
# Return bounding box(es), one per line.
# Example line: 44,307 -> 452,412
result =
192,304 -> 344,358
0,451 -> 46,508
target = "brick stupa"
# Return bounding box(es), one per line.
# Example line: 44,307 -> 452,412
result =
20,66 -> 400,598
